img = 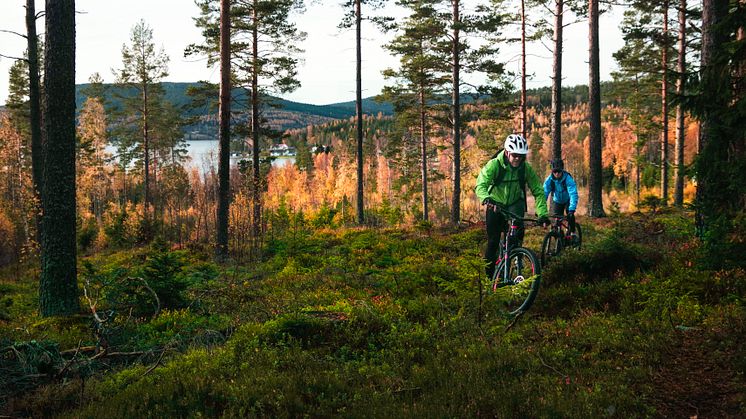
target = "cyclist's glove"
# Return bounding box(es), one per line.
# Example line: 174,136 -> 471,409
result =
537,216 -> 550,227
482,198 -> 500,212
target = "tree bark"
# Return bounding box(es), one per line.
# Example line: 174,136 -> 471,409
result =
551,0 -> 563,161
355,0 -> 365,225
216,0 -> 231,257
142,82 -> 151,216
660,0 -> 669,205
521,0 -> 528,140
696,0 -> 730,214
420,83 -> 428,222
251,0 -> 261,237
674,0 -> 686,206
40,0 -> 79,316
451,0 -> 461,225
587,0 -> 605,217
26,0 -> 43,215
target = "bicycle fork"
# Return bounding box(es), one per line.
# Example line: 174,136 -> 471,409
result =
492,222 -> 521,290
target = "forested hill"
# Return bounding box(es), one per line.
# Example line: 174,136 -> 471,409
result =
71,82 -> 619,133
73,82 -> 394,131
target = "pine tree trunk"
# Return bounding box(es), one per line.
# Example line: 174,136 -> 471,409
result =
251,0 -> 261,237
587,0 -> 605,217
451,0 -> 461,225
551,0 -> 563,160
420,85 -> 428,222
355,0 -> 365,225
216,0 -> 231,257
674,0 -> 686,206
40,0 -> 79,316
143,82 -> 151,217
521,0 -> 527,140
26,0 -> 43,227
696,0 -> 728,216
661,0 -> 670,205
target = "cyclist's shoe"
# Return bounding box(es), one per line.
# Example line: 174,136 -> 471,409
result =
569,233 -> 579,246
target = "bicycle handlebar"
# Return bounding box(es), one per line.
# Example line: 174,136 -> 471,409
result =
486,202 -> 542,224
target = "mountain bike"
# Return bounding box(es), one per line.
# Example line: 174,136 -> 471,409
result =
485,205 -> 542,316
540,215 -> 583,266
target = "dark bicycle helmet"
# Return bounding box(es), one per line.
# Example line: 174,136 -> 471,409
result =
550,158 -> 564,171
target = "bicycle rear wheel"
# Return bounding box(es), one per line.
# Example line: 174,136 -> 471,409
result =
541,231 -> 563,266
492,247 -> 541,315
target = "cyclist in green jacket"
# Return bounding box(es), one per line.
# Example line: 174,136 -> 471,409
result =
475,134 -> 549,279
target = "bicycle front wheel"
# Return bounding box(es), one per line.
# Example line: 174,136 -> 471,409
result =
492,247 -> 542,315
541,231 -> 563,266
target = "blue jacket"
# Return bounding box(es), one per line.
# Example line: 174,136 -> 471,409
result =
543,171 -> 578,212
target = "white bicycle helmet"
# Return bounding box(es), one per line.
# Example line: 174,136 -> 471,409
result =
504,134 -> 529,154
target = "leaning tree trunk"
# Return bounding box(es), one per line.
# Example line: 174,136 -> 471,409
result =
216,0 -> 231,257
40,0 -> 80,316
587,0 -> 605,217
451,0 -> 461,225
355,0 -> 365,225
551,0 -> 563,161
661,0 -> 670,205
674,0 -> 686,206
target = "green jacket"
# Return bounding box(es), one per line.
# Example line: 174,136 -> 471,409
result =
474,150 -> 548,218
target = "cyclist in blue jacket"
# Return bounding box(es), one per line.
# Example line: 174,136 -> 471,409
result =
543,158 -> 579,237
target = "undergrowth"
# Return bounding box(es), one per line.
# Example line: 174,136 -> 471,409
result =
1,210 -> 744,417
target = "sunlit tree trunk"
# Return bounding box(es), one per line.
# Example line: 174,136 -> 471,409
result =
551,0 -> 563,160
674,0 -> 686,206
660,0 -> 670,205
143,82 -> 151,216
355,0 -> 365,225
451,0 -> 461,225
420,85 -> 428,222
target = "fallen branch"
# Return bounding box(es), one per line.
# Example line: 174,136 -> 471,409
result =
537,353 -> 567,379
142,346 -> 168,377
90,349 -> 147,361
60,346 -> 97,356
55,340 -> 83,378
504,310 -> 525,332
129,276 -> 160,319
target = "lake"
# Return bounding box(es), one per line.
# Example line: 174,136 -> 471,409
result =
107,139 -> 296,173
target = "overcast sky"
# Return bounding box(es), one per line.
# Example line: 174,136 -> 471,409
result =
0,0 -> 624,106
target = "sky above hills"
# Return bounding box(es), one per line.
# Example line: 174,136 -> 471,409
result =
0,0 -> 624,107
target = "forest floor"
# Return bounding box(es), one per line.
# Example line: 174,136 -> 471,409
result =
0,209 -> 744,418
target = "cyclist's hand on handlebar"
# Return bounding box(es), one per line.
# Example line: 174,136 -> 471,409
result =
537,216 -> 550,228
482,198 -> 501,212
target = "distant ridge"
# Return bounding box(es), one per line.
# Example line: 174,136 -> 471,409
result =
74,82 -> 394,131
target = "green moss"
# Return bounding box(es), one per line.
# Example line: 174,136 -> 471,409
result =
2,217 -> 744,418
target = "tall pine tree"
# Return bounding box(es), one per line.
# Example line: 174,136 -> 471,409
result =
189,0 -> 305,236
113,20 -> 170,222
